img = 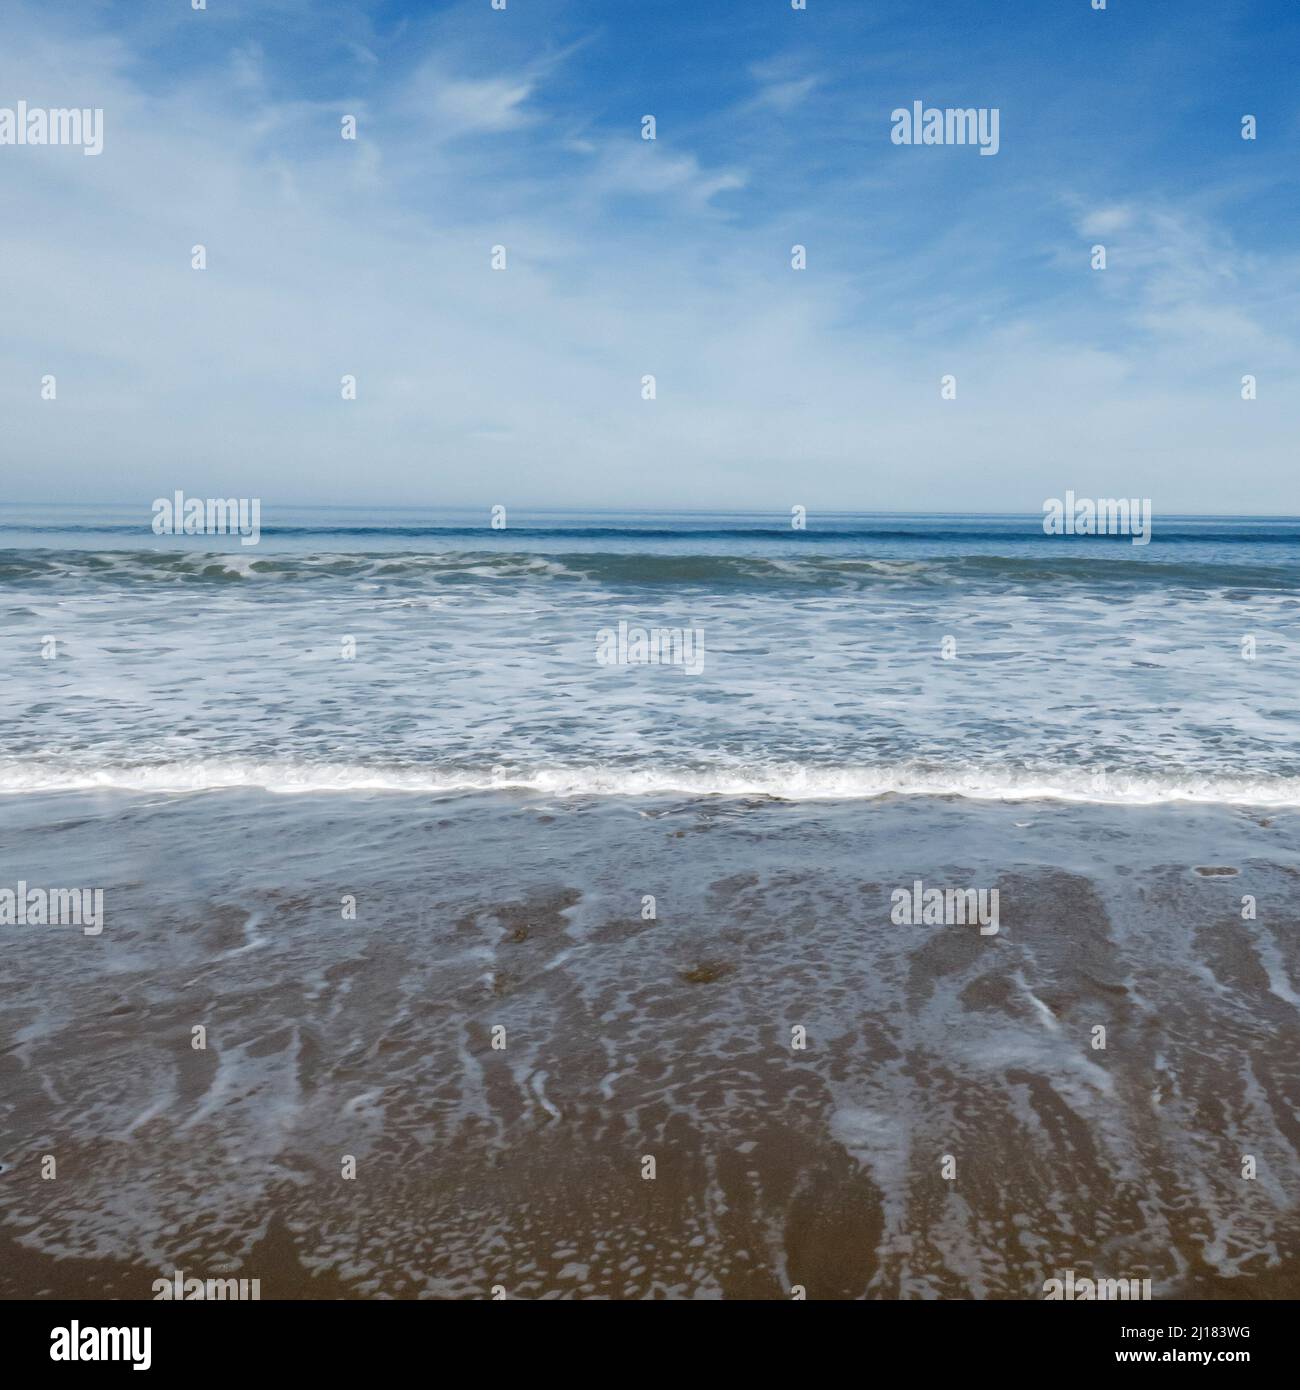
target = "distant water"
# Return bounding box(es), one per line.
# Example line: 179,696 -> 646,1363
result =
3,504 -> 1299,805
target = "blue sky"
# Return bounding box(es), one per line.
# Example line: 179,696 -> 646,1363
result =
2,0 -> 1297,511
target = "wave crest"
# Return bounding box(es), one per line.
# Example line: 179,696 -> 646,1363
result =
2,757 -> 1297,806
2,547 -> 1296,592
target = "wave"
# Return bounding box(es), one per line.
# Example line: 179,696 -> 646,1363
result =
1,547 -> 1296,592
2,757 -> 1298,806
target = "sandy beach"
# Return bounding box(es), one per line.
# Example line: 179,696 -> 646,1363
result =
2,788 -> 1296,1299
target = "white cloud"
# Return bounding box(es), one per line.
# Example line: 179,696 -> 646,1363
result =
420,74 -> 534,134
1079,205 -> 1132,237
752,75 -> 820,112
581,142 -> 746,203
0,6 -> 1295,514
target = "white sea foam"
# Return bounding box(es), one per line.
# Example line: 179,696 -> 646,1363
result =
1,757 -> 1299,805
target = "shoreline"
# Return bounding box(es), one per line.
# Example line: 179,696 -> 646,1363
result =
1,791 -> 1296,1298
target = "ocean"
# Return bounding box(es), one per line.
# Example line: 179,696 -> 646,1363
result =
4,505 -> 1300,802
1,505 -> 1298,1298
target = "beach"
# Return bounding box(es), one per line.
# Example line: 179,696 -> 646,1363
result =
1,787 -> 1297,1299
1,508 -> 1298,1298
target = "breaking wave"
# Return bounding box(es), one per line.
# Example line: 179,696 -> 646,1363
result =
2,547 -> 1297,592
3,757 -> 1299,806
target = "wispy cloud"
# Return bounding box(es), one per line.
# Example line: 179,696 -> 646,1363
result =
407,69 -> 535,135
749,74 -> 820,113
0,0 -> 1296,512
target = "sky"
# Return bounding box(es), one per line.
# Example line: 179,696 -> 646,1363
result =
1,0 -> 1297,513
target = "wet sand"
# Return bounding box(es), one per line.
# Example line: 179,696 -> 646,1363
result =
1,790 -> 1297,1298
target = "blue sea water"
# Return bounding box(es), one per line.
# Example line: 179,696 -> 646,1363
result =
2,504 -> 1299,803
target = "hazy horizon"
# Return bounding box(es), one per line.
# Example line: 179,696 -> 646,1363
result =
6,500 -> 1300,522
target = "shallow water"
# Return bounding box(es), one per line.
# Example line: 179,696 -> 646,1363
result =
0,791 -> 1296,1298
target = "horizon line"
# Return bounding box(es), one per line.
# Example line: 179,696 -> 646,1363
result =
4,502 -> 1300,523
